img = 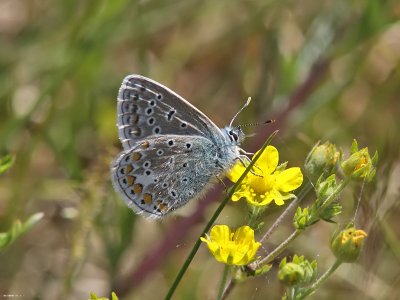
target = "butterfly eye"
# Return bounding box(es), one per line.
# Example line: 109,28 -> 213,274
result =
228,130 -> 238,142
232,133 -> 238,141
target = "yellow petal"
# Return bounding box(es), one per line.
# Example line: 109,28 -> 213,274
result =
200,236 -> 208,243
226,161 -> 247,183
274,195 -> 285,206
232,244 -> 251,265
275,167 -> 303,192
253,146 -> 279,175
233,226 -> 260,265
246,194 -> 272,206
210,225 -> 231,243
231,184 -> 253,202
268,189 -> 284,205
233,225 -> 254,242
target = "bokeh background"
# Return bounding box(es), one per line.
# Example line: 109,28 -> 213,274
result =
1,0 -> 400,299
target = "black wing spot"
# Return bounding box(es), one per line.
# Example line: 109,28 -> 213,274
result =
157,94 -> 163,100
167,109 -> 176,121
153,127 -> 161,134
147,117 -> 155,125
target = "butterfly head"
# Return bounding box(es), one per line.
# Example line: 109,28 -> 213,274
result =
223,126 -> 245,145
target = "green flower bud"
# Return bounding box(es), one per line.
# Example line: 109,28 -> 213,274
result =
319,202 -> 342,223
278,255 -> 317,286
294,207 -> 311,230
331,226 -> 368,262
341,140 -> 377,182
304,142 -> 340,183
279,262 -> 304,286
316,174 -> 337,202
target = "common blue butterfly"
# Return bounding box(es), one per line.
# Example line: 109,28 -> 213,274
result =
111,75 -> 248,219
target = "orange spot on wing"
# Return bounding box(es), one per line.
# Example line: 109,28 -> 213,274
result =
143,193 -> 153,204
141,141 -> 150,149
133,183 -> 143,194
132,152 -> 142,161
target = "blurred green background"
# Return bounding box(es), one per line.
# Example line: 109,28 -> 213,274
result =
1,0 -> 399,299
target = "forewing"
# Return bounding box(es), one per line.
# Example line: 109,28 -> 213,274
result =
111,135 -> 222,219
117,75 -> 222,150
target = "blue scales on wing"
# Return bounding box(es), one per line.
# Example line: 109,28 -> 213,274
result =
117,75 -> 222,150
111,135 -> 222,219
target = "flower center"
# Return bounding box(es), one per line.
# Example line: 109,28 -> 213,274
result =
249,174 -> 274,195
355,155 -> 368,171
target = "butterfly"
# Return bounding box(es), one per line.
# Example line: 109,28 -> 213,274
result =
111,75 -> 248,219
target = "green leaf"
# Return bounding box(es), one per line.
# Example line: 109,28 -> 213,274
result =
111,292 -> 119,300
350,139 -> 358,154
0,212 -> 44,249
254,264 -> 272,276
0,154 -> 15,175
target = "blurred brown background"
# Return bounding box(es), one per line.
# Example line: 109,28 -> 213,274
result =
0,0 -> 399,299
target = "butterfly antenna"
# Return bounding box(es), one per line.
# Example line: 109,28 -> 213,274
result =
240,119 -> 275,127
229,97 -> 252,128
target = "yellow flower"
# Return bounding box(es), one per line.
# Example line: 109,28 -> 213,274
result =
227,146 -> 303,206
341,139 -> 377,182
200,225 -> 261,265
331,226 -> 368,262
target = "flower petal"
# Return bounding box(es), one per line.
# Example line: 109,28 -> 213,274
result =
275,167 -> 303,192
253,146 -> 279,175
202,225 -> 260,266
210,225 -> 231,243
233,225 -> 254,242
226,161 -> 247,183
246,195 -> 272,207
231,186 -> 250,202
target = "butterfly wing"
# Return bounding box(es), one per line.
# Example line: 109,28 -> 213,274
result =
117,75 -> 222,150
111,135 -> 223,219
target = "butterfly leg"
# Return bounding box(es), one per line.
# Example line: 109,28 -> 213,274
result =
239,148 -> 254,156
216,175 -> 228,191
236,156 -> 262,177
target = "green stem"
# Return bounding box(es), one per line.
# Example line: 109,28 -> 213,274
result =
288,287 -> 295,300
217,265 -> 229,300
257,177 -> 351,266
259,229 -> 302,264
315,178 -> 350,217
221,279 -> 235,300
247,205 -> 265,228
164,131 -> 279,300
300,259 -> 342,299
260,182 -> 312,243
